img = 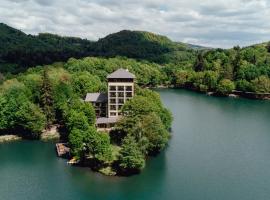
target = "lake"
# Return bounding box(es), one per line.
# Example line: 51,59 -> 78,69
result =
1,89 -> 270,200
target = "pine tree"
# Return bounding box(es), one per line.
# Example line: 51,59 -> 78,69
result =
194,52 -> 206,72
267,42 -> 270,53
233,46 -> 241,79
41,68 -> 54,129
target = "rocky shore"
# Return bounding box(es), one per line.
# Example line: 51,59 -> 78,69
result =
0,135 -> 22,143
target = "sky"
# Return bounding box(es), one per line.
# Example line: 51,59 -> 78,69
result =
0,0 -> 270,48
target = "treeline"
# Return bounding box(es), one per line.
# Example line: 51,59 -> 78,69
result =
0,57 -> 172,175
165,43 -> 270,94
0,23 -> 95,74
0,23 -> 196,74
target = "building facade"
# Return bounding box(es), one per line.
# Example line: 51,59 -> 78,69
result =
107,69 -> 135,118
85,68 -> 135,130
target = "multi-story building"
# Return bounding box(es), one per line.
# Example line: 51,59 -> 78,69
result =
85,68 -> 135,130
107,68 -> 135,118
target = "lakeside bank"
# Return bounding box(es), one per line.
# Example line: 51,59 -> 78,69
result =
152,85 -> 270,100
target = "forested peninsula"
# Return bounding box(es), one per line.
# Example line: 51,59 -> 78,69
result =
0,23 -> 270,175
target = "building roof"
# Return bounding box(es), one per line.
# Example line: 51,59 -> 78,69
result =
107,68 -> 135,79
96,117 -> 119,124
85,93 -> 108,103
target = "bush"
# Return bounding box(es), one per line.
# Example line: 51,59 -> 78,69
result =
217,79 -> 235,95
251,75 -> 270,93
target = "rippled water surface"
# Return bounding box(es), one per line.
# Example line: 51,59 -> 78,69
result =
1,89 -> 270,200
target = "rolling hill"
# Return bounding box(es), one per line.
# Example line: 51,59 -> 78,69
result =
0,23 -> 198,74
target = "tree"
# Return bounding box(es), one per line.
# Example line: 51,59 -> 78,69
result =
236,80 -> 252,92
194,52 -> 207,72
68,128 -> 85,159
122,96 -> 160,117
15,102 -> 46,138
118,135 -> 145,173
71,72 -> 103,97
68,126 -> 112,162
267,42 -> 270,52
138,113 -> 170,154
159,108 -> 173,130
84,128 -> 112,162
233,46 -> 241,78
175,70 -> 189,87
41,68 -> 55,129
203,71 -> 218,90
217,79 -> 235,95
69,100 -> 96,126
0,82 -> 45,138
64,109 -> 90,132
251,75 -> 270,93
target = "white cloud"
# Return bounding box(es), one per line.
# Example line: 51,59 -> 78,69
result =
0,0 -> 269,48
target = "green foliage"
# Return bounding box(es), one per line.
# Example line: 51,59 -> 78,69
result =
175,70 -> 191,87
68,128 -> 85,158
118,134 -> 145,172
15,102 -> 46,138
217,79 -> 235,95
0,80 -> 45,137
40,68 -> 55,128
194,52 -> 208,72
84,129 -> 112,162
0,23 -> 196,74
251,75 -> 270,93
71,72 -> 103,97
96,30 -> 195,64
267,42 -> 270,53
65,109 -> 90,132
0,23 -> 95,74
137,113 -> 169,154
236,80 -> 252,91
68,127 -> 112,162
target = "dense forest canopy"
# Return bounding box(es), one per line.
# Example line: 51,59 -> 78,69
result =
0,23 -> 198,74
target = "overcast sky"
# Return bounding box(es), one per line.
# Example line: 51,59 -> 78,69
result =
1,0 -> 270,48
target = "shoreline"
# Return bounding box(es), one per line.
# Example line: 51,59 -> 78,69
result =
0,135 -> 22,143
151,85 -> 270,100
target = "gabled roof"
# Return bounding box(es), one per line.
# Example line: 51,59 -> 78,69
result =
85,93 -> 108,103
107,68 -> 135,79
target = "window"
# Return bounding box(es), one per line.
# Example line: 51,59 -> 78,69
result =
118,105 -> 123,110
118,86 -> 124,91
118,98 -> 124,104
110,105 -> 116,110
118,92 -> 124,97
110,92 -> 116,97
126,92 -> 132,97
126,86 -> 132,91
110,112 -> 117,116
110,86 -> 116,91
110,98 -> 116,104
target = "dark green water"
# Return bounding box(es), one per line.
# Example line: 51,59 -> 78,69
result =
1,89 -> 270,200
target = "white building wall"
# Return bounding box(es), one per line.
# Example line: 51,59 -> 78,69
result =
108,82 -> 134,118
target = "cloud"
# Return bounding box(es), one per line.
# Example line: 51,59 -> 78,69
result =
0,0 -> 269,48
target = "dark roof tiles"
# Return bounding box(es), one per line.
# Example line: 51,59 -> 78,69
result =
107,68 -> 135,79
85,93 -> 108,102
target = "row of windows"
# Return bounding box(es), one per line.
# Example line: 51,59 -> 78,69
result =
110,112 -> 122,116
110,98 -> 124,104
93,102 -> 107,107
109,105 -> 123,110
109,92 -> 133,98
109,86 -> 133,91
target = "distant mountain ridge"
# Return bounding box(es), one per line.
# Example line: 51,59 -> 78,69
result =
0,23 -> 203,74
